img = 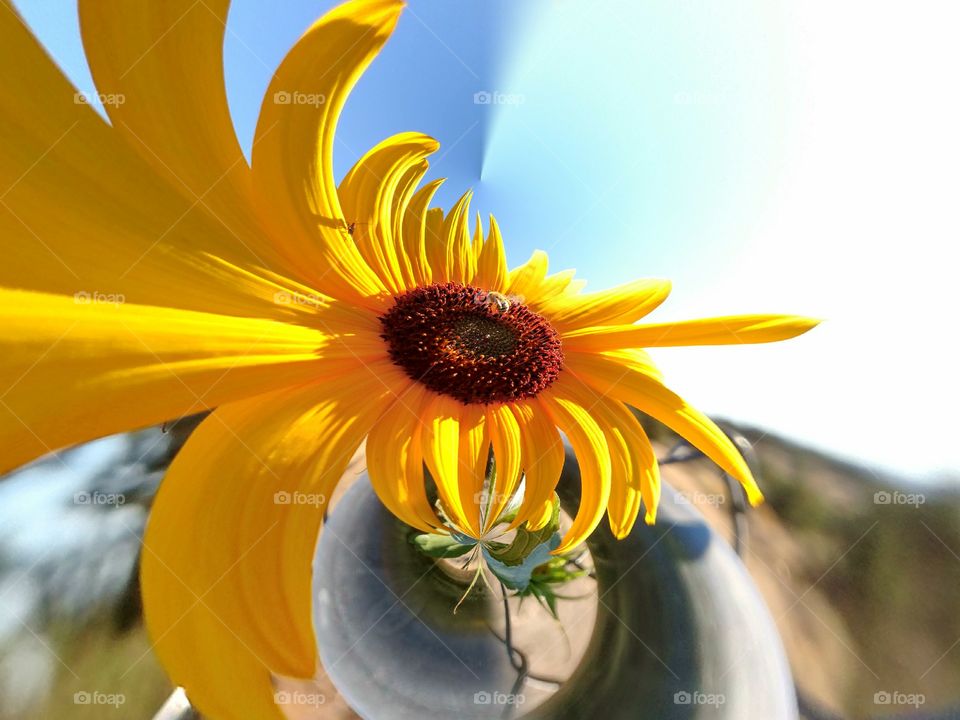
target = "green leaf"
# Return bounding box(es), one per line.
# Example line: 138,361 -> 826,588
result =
511,552 -> 590,615
487,495 -> 561,567
410,532 -> 475,559
483,534 -> 560,591
528,583 -> 560,620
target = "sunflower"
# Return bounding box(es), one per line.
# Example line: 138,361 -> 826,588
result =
0,0 -> 816,717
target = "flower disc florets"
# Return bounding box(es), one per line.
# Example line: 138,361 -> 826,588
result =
379,283 -> 563,404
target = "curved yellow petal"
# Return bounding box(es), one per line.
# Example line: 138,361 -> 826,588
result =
402,178 -> 445,286
507,401 -> 565,532
471,211 -> 485,266
555,373 -> 661,536
77,1 -> 286,274
600,422 -> 640,538
536,269 -> 582,303
423,207 -> 448,281
562,314 -> 821,351
473,215 -> 509,292
458,403 -> 490,532
567,348 -> 665,384
251,0 -> 404,305
366,382 -> 444,533
567,353 -> 762,505
506,250 -> 581,309
539,389 -> 611,554
390,159 -> 432,289
442,190 -> 475,284
0,288 -> 374,473
607,401 -> 661,530
0,5 -> 282,314
338,132 -> 439,293
421,394 -> 485,537
142,364 -> 405,719
541,279 -> 672,333
421,192 -> 472,284
528,498 -> 559,532
484,404 -> 523,532
539,388 -> 612,552
507,250 -> 549,302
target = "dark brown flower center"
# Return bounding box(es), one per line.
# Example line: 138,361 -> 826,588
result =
379,283 -> 563,405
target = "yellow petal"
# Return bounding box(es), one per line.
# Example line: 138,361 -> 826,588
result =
567,348 -> 665,384
508,401 -> 566,532
601,427 -> 640,538
608,401 -> 661,530
142,365 -> 405,719
506,250 -> 549,302
251,0 -> 404,305
338,132 -> 439,293
539,389 -> 612,554
0,288 -> 374,473
473,215 -> 509,291
366,382 -> 444,533
0,4 -> 284,314
471,211 -> 485,266
484,404 -> 523,532
535,269 -> 581,304
554,373 -> 661,536
527,499 -> 558,531
568,353 -> 762,504
77,1 -> 286,274
421,394 -> 486,537
506,250 -> 581,310
442,190 -> 475,284
390,159 -> 431,289
420,207 -> 446,282
458,403 -> 490,532
540,279 -> 672,333
563,314 -> 821,350
402,178 -> 445,286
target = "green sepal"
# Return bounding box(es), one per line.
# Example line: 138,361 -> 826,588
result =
410,532 -> 475,559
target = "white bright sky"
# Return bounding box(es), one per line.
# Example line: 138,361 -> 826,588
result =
13,0 -> 960,481
662,2 -> 960,481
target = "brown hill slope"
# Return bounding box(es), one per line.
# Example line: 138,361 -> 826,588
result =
656,420 -> 960,719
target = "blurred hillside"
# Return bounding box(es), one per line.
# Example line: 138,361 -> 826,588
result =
653,420 -> 960,720
1,419 -> 958,719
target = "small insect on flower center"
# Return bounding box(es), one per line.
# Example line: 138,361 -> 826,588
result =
379,283 -> 564,404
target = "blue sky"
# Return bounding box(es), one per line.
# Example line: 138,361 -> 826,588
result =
13,0 -> 960,479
